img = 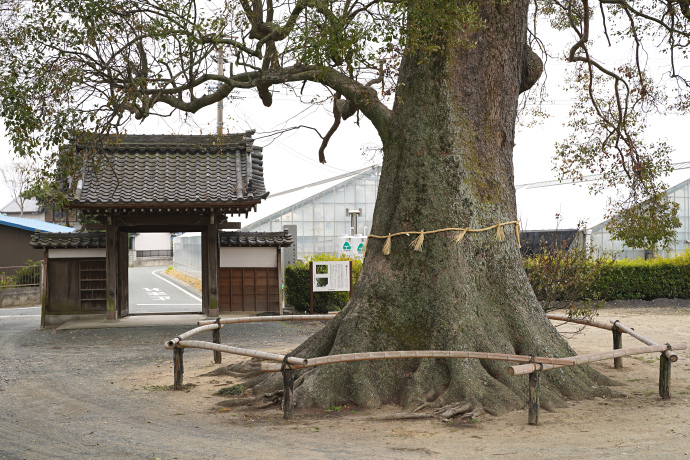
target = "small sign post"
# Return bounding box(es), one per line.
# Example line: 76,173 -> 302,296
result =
309,261 -> 353,314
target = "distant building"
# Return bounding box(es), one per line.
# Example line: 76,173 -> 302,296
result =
0,214 -> 74,267
0,198 -> 79,226
520,229 -> 586,256
0,198 -> 45,221
590,177 -> 690,259
242,166 -> 381,264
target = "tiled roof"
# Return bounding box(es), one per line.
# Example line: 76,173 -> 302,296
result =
30,232 -> 106,249
0,198 -> 41,214
0,214 -> 75,233
219,230 -> 293,247
69,133 -> 268,208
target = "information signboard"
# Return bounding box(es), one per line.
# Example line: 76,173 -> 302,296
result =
309,261 -> 353,314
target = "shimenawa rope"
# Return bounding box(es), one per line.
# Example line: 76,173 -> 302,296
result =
366,221 -> 520,255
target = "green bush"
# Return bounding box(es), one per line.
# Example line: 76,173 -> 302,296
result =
284,253 -> 363,314
524,249 -> 690,304
593,251 -> 690,300
0,260 -> 40,288
523,247 -> 607,314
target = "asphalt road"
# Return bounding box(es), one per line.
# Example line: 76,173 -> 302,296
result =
128,266 -> 202,314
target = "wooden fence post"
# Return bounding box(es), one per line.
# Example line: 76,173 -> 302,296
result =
282,365 -> 294,420
659,352 -> 671,400
528,364 -> 541,426
612,328 -> 623,369
174,347 -> 184,390
213,320 -> 222,364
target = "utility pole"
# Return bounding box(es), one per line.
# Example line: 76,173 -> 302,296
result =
217,46 -> 224,135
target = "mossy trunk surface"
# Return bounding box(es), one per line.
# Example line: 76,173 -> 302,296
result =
257,0 -> 611,414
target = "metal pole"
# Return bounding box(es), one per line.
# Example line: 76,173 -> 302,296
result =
217,46 -> 224,135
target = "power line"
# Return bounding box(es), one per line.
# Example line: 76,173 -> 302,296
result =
515,161 -> 690,190
268,165 -> 378,199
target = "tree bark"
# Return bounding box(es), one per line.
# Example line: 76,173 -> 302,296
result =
254,0 -> 611,414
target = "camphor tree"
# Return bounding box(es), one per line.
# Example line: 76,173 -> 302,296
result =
1,0 -> 688,414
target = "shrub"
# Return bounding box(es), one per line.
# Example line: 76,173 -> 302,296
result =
523,246 -> 607,315
593,251 -> 690,300
525,248 -> 690,305
284,253 -> 363,314
0,260 -> 40,288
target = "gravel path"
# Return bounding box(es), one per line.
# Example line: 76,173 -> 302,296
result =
1,306 -> 688,459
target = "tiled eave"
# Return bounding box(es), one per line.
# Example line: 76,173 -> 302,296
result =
30,232 -> 107,249
219,230 -> 293,248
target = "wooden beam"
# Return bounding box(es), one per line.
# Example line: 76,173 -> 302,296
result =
117,231 -> 129,317
105,224 -> 118,320
218,222 -> 242,229
207,221 -> 220,318
201,230 -> 209,316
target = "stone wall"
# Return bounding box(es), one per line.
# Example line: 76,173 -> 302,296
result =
0,286 -> 40,308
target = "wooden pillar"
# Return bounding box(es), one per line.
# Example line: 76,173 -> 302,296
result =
613,329 -> 623,369
173,347 -> 184,390
117,231 -> 129,317
41,252 -> 48,329
277,247 -> 283,315
105,222 -> 119,321
201,229 -> 209,316
213,322 -> 222,364
282,366 -> 294,420
528,368 -> 541,425
207,218 -> 220,318
659,353 -> 671,400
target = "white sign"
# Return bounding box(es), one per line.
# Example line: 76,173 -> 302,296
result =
312,261 -> 351,292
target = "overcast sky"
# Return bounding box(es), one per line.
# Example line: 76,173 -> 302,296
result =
1,20 -> 688,232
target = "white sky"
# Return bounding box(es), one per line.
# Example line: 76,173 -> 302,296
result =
1,17 -> 688,232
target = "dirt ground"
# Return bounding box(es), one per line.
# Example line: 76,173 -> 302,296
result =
1,306 -> 689,459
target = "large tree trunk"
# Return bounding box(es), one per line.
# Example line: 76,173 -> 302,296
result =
257,0 -> 611,414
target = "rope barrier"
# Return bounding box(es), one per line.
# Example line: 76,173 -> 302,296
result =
366,221 -> 520,255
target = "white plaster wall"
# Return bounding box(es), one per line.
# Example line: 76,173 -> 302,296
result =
48,248 -> 106,258
220,247 -> 277,268
133,232 -> 171,251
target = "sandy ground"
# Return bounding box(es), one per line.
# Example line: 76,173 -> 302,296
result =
1,306 -> 689,459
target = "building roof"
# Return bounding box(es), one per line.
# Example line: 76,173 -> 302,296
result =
0,198 -> 42,214
219,230 -> 293,247
0,214 -> 75,233
69,132 -> 268,211
30,232 -> 105,249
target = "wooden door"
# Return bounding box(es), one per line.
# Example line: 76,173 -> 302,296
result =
219,267 -> 279,312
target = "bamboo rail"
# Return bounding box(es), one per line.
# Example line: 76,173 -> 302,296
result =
197,314 -> 336,327
508,342 -> 687,376
175,340 -> 308,366
546,314 -> 614,331
609,319 -> 679,362
260,350 -> 577,372
165,313 -> 686,425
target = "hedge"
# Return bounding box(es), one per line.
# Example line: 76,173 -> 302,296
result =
284,254 -> 363,314
525,250 -> 690,302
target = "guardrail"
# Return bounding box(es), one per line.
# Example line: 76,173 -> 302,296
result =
0,264 -> 41,288
165,313 -> 686,425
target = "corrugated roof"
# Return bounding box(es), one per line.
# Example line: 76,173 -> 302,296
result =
30,232 -> 105,249
0,214 -> 75,233
69,133 -> 268,208
219,230 -> 293,247
0,198 -> 41,214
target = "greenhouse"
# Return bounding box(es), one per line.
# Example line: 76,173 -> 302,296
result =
590,177 -> 690,259
242,166 -> 381,262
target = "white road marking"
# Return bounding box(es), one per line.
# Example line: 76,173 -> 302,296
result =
0,315 -> 41,318
151,270 -> 203,302
136,304 -> 201,306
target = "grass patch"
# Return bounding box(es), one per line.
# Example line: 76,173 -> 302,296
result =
214,385 -> 245,396
165,268 -> 202,291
